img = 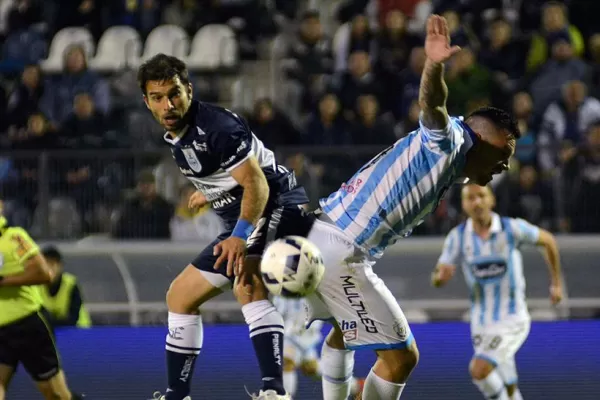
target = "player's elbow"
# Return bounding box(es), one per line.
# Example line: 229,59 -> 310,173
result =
538,229 -> 558,251
27,255 -> 54,284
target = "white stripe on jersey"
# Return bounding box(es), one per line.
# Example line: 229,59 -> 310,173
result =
438,213 -> 540,329
320,117 -> 472,258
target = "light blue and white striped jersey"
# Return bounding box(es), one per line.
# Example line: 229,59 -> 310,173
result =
272,297 -> 323,349
438,213 -> 540,329
320,117 -> 473,258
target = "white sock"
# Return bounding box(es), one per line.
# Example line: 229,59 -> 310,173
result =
362,368 -> 405,400
473,371 -> 510,400
320,342 -> 355,400
511,388 -> 523,400
283,370 -> 298,396
349,376 -> 361,395
165,312 -> 203,355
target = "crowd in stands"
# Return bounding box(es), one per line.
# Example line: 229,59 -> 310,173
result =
1,0 -> 600,239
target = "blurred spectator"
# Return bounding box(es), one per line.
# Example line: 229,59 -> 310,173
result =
112,169 -> 173,239
282,10 -> 333,113
563,122 -> 600,232
334,14 -> 376,72
9,112 -> 57,151
376,0 -> 423,25
446,48 -> 494,116
479,17 -> 527,90
588,33 -> 600,98
398,99 -> 421,136
303,93 -> 351,146
376,10 -> 419,84
170,184 -> 223,242
247,98 -> 302,149
538,81 -> 600,174
1,28 -> 46,72
57,0 -> 103,40
396,46 -> 425,120
502,165 -> 554,229
528,34 -> 589,117
330,50 -> 385,116
441,9 -> 477,49
512,92 -> 538,166
5,64 -> 44,129
40,45 -> 111,127
527,1 -> 584,73
60,93 -> 108,149
350,94 -> 396,145
6,0 -> 42,34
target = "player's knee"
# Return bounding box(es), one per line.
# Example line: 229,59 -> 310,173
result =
469,357 -> 495,380
378,343 -> 419,381
325,326 -> 346,350
300,360 -> 319,377
283,357 -> 296,372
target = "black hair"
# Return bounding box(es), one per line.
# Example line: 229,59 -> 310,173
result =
137,53 -> 190,95
42,246 -> 62,263
467,106 -> 521,139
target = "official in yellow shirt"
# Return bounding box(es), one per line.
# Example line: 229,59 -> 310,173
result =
0,206 -> 82,400
40,246 -> 91,329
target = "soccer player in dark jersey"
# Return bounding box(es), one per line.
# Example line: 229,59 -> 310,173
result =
138,54 -> 311,400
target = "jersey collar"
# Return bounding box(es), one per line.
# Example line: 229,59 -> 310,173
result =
163,124 -> 190,145
465,212 -> 502,235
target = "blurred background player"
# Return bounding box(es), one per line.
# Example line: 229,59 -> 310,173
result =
432,184 -> 564,400
272,297 -> 364,398
0,200 -> 82,400
40,246 -> 91,329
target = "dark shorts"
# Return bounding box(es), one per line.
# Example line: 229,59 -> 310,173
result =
0,311 -> 60,381
191,204 -> 315,288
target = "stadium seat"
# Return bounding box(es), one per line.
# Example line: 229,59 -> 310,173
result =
89,26 -> 142,72
30,197 -> 82,239
134,24 -> 189,67
403,309 -> 430,323
40,27 -> 95,73
529,308 -> 559,321
186,24 -> 238,71
0,0 -> 15,35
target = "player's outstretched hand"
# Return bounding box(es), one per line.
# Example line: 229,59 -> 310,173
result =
213,236 -> 246,277
431,264 -> 456,287
425,14 -> 461,63
550,282 -> 563,305
189,191 -> 208,210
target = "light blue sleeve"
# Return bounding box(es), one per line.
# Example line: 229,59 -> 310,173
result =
418,115 -> 463,154
511,218 -> 541,246
437,228 -> 462,266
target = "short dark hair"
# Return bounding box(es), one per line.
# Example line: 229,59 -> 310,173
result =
42,246 -> 62,263
137,53 -> 190,95
467,106 -> 521,139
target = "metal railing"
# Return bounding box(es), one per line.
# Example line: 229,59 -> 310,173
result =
0,144 -> 597,239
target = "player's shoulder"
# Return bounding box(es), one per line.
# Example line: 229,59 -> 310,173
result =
193,101 -> 248,135
3,226 -> 33,241
1,226 -> 38,255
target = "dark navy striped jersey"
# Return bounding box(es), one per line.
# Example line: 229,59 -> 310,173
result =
164,100 -> 308,225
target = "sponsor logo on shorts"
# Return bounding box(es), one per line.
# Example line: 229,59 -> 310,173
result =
341,320 -> 358,341
393,320 -> 409,341
340,275 -> 379,334
168,327 -> 184,340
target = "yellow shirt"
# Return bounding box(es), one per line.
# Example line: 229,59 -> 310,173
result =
0,226 -> 43,326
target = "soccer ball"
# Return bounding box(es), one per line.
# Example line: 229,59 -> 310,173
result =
260,236 -> 325,298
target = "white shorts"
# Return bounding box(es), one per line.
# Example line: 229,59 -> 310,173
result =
284,337 -> 319,365
305,219 -> 414,351
471,320 -> 530,384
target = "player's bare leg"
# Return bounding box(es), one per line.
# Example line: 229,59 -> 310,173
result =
35,370 -> 74,400
506,384 -> 523,400
159,264 -> 224,400
470,358 -> 510,400
0,364 -> 14,400
361,344 -> 419,400
234,257 -> 287,398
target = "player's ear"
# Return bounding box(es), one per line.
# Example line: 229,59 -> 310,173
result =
187,83 -> 193,98
143,95 -> 150,110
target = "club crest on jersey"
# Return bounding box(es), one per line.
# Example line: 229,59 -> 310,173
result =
182,148 -> 202,173
193,140 -> 208,152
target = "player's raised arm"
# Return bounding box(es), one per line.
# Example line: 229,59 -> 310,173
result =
0,231 -> 53,287
419,15 -> 461,130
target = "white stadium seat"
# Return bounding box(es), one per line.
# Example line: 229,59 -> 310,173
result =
89,26 -> 142,72
529,308 -> 559,321
40,27 -> 95,73
135,24 -> 189,67
186,24 -> 238,71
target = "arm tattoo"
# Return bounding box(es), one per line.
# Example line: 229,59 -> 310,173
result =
418,60 -> 450,130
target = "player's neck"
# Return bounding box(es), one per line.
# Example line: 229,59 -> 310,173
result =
472,216 -> 492,238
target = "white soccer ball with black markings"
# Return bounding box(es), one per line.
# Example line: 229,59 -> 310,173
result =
260,236 -> 325,298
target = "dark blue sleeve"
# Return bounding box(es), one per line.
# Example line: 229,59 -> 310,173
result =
208,109 -> 253,171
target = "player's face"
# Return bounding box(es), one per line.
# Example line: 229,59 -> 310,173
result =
462,185 -> 494,220
144,76 -> 192,131
463,120 -> 515,185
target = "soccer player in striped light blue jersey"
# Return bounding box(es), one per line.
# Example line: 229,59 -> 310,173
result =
299,15 -> 524,400
432,184 -> 563,400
